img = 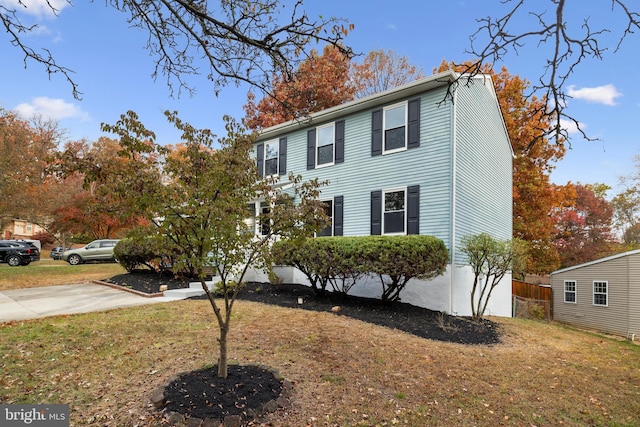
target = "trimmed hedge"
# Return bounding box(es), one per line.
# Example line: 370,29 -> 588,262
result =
272,235 -> 448,302
114,236 -> 173,272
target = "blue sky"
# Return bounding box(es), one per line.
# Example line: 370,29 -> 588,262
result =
1,0 -> 639,196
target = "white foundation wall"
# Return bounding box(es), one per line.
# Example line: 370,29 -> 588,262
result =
245,264 -> 513,318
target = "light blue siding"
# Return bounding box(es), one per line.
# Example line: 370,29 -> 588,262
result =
254,74 -> 512,263
453,78 -> 512,263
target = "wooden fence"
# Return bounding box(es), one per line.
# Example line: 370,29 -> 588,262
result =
512,280 -> 553,320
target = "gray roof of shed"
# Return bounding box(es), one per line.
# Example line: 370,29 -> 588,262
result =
551,249 -> 640,275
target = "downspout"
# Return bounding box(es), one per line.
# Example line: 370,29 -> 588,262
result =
627,255 -> 631,340
450,85 -> 458,315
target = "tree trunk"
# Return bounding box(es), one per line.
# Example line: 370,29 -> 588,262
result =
218,325 -> 229,378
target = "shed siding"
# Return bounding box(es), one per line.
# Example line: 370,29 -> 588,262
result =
552,253 -> 640,338
453,78 -> 513,263
628,254 -> 640,339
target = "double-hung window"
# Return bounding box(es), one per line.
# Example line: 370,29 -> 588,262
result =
264,140 -> 279,176
383,102 -> 407,153
593,281 -> 608,306
316,123 -> 335,167
564,280 -> 576,303
383,189 -> 406,234
371,186 -> 419,235
256,137 -> 287,177
317,200 -> 334,237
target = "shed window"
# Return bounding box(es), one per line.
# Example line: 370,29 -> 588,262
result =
564,280 -> 576,303
593,281 -> 608,306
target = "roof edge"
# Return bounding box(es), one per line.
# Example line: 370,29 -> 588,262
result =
257,70 -> 460,140
551,249 -> 640,275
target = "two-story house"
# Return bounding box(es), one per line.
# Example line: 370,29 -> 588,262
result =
247,70 -> 514,317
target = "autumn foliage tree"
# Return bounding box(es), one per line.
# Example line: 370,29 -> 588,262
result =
243,44 -> 355,130
350,49 -> 425,99
0,108 -> 69,235
53,136 -> 151,240
553,183 -> 616,268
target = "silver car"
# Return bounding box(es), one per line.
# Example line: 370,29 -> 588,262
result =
62,239 -> 119,265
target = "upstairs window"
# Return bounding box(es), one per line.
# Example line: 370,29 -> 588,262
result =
264,141 -> 279,176
384,103 -> 407,153
564,280 -> 576,303
371,98 -> 420,156
593,281 -> 608,306
316,124 -> 335,167
256,137 -> 287,177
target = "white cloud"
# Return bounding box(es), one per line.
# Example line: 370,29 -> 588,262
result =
0,0 -> 70,18
567,84 -> 622,106
560,118 -> 585,135
14,97 -> 90,122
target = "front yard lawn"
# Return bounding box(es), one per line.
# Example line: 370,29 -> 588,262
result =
1,293 -> 639,426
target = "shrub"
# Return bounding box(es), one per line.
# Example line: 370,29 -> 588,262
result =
273,235 -> 448,302
357,235 -> 448,302
115,235 -> 171,272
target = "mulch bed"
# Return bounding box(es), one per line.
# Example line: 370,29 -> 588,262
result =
105,270 -> 502,424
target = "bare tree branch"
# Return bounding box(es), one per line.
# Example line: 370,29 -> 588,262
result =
461,0 -> 639,146
2,0 -> 353,100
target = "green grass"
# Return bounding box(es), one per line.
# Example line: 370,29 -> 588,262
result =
0,258 -> 125,290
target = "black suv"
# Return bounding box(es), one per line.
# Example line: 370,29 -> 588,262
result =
0,240 -> 41,266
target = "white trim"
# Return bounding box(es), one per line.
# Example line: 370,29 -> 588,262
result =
315,122 -> 335,168
382,101 -> 408,155
382,187 -> 407,235
316,198 -> 334,237
564,280 -> 577,304
450,84 -> 458,314
264,139 -> 280,177
592,280 -> 608,307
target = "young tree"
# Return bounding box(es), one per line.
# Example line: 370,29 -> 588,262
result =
465,0 -> 640,144
460,233 -> 518,320
3,1 -> 353,100
243,44 -> 355,130
99,110 -> 328,378
350,49 -> 425,99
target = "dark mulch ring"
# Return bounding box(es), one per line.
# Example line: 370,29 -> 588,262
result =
162,365 -> 287,424
106,270 -> 502,424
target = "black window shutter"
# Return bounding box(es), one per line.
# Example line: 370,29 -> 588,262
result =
371,190 -> 382,235
335,120 -> 345,163
307,129 -> 316,170
408,98 -> 421,149
334,195 -> 344,236
278,137 -> 287,176
256,143 -> 264,178
407,185 -> 420,234
371,109 -> 382,156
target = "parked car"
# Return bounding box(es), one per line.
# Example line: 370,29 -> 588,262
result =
50,246 -> 71,260
62,239 -> 120,265
0,240 -> 41,266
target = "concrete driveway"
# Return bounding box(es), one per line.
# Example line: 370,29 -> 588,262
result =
0,283 -> 174,323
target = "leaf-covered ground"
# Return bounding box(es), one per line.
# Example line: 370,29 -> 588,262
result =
105,270 -> 500,424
